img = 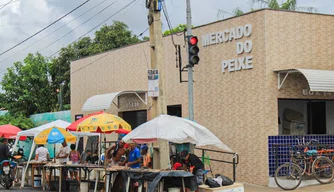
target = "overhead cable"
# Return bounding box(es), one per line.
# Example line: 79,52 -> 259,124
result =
0,0 -> 110,64
0,0 -> 91,56
38,0 -> 119,53
49,0 -> 139,58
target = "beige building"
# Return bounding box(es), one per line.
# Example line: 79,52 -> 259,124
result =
71,9 -> 334,186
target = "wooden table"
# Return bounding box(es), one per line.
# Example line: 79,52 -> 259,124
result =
20,161 -> 48,188
43,163 -> 64,192
105,167 -> 128,192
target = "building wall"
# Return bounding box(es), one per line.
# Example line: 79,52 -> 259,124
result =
71,9 -> 334,186
264,10 -> 334,142
192,11 -> 268,184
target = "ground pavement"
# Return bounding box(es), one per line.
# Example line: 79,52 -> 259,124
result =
244,183 -> 334,192
2,183 -> 334,191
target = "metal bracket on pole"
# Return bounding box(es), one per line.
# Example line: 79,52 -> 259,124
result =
179,45 -> 195,83
277,71 -> 298,90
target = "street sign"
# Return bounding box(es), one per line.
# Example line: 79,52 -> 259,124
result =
148,69 -> 159,97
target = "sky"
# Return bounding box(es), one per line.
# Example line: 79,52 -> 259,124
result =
0,0 -> 333,79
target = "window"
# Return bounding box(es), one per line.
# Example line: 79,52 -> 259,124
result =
278,99 -> 334,135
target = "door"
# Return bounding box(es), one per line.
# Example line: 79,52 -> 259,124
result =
122,110 -> 147,130
309,102 -> 326,134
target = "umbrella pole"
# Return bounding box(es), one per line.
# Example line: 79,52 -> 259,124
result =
99,133 -> 102,166
54,144 -> 56,163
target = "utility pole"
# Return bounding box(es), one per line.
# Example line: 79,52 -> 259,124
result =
186,0 -> 195,153
148,0 -> 170,169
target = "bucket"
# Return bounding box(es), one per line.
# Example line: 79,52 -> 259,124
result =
168,188 -> 181,192
80,181 -> 89,192
34,175 -> 41,187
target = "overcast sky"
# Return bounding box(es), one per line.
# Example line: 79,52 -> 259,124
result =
0,0 -> 333,78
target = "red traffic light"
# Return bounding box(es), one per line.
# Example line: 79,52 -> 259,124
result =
189,36 -> 198,45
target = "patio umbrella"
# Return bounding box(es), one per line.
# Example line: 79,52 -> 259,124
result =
34,126 -> 76,163
122,115 -> 233,152
0,124 -> 26,141
66,111 -> 104,132
77,113 -> 131,165
34,126 -> 76,144
77,113 -> 131,133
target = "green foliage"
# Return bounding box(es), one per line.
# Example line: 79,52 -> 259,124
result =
31,20 -> 140,115
1,53 -> 56,117
0,114 -> 35,130
93,21 -> 140,52
232,8 -> 245,16
218,0 -> 316,19
142,36 -> 150,41
1,20 -> 142,117
163,24 -> 189,36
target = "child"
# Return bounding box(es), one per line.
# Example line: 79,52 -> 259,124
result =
69,144 -> 81,181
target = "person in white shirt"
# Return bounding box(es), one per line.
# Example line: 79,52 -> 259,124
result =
56,141 -> 70,163
56,141 -> 70,179
35,145 -> 50,162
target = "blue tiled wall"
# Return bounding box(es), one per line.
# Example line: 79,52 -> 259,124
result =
268,135 -> 334,176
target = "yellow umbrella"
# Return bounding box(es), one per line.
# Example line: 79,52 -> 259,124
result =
77,113 -> 131,133
34,126 -> 76,144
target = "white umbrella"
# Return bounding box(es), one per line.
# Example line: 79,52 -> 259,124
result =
122,115 -> 233,152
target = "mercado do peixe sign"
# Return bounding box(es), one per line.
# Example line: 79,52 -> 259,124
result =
202,24 -> 253,73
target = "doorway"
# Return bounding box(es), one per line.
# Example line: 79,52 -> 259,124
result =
309,102 -> 326,134
121,110 -> 147,130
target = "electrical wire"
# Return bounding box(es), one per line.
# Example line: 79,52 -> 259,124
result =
0,0 -> 91,56
161,0 -> 176,46
70,25 -> 147,75
0,0 -> 18,9
0,0 -> 14,11
38,0 -> 119,54
49,0 -> 139,58
0,0 -> 111,64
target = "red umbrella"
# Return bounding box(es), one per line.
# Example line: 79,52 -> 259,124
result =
66,111 -> 104,131
0,124 -> 26,141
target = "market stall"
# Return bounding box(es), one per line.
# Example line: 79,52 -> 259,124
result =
121,115 -> 236,192
12,120 -> 71,188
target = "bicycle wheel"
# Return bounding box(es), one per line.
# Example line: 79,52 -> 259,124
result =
274,163 -> 302,190
312,156 -> 334,184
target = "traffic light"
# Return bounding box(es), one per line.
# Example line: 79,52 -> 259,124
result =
188,36 -> 200,66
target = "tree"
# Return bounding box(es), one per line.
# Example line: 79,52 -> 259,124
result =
93,21 -> 140,53
48,20 -> 141,108
0,114 -> 35,130
1,53 -> 56,117
218,0 -> 316,19
163,24 -> 188,36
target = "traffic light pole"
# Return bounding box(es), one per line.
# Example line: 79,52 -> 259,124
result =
186,0 -> 195,153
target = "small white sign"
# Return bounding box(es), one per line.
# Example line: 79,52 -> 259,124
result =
302,89 -> 332,96
148,69 -> 159,97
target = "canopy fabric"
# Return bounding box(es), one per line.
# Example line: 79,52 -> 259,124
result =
122,115 -> 233,152
77,113 -> 131,133
81,90 -> 147,111
66,111 -> 104,131
0,124 -> 26,140
17,120 -> 71,137
34,126 -> 76,144
13,119 -> 70,188
274,68 -> 334,92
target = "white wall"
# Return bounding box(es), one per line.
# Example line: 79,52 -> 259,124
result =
326,101 -> 334,135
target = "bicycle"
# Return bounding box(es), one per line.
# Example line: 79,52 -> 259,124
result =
274,138 -> 334,190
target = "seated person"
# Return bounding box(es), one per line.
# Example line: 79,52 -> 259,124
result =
81,150 -> 91,164
180,150 -> 204,186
